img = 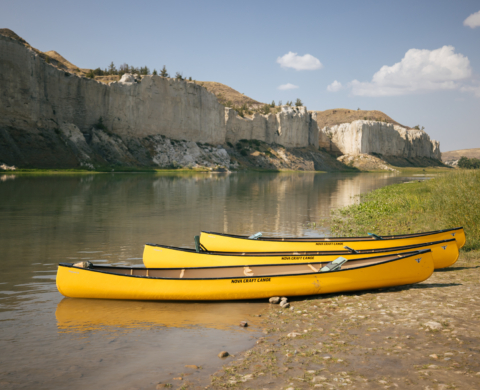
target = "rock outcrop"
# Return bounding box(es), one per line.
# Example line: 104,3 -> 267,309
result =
319,120 -> 441,160
0,31 -> 440,171
226,106 -> 318,148
0,33 -> 322,169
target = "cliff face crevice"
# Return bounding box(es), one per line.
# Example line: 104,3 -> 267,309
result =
225,106 -> 318,148
320,121 -> 441,160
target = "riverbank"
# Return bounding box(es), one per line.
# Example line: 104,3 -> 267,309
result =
204,170 -> 480,390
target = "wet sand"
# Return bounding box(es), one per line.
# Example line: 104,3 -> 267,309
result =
208,252 -> 480,390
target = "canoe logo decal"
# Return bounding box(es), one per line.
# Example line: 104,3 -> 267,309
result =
282,256 -> 314,261
451,233 -> 456,237
415,257 -> 422,263
231,277 -> 271,284
316,242 -> 343,246
442,246 -> 447,250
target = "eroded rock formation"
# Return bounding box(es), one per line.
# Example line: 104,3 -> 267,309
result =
320,121 -> 441,160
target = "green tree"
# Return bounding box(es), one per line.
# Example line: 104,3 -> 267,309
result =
108,61 -> 117,75
285,101 -> 292,106
175,71 -> 183,80
160,65 -> 169,77
295,98 -> 303,107
270,100 -> 275,107
152,69 -> 158,75
413,125 -> 425,131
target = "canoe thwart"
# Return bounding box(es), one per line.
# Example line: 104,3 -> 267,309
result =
344,246 -> 359,254
368,233 -> 383,240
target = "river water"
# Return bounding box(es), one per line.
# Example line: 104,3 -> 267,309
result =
0,171 -> 421,389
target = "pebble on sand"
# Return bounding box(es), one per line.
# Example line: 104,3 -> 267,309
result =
239,321 -> 248,327
218,351 -> 229,358
269,297 -> 280,304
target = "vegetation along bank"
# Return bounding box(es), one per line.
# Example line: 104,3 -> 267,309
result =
189,170 -> 480,390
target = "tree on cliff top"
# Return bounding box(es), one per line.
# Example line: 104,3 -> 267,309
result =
152,69 -> 158,75
108,62 -> 117,75
160,65 -> 169,78
295,98 -> 303,107
175,72 -> 184,80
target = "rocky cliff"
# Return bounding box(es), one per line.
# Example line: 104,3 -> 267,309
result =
0,33 -> 326,170
226,106 -> 318,148
320,121 -> 441,160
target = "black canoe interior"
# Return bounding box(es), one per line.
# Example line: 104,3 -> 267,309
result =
65,251 -> 429,280
200,228 -> 462,242
146,239 -> 455,257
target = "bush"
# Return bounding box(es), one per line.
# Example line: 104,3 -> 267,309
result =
330,170 -> 480,251
295,98 -> 303,107
458,156 -> 480,169
227,141 -> 233,148
240,150 -> 248,156
94,117 -> 108,132
261,104 -> 271,115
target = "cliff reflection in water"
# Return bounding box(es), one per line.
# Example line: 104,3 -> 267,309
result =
0,171 -> 416,390
56,298 -> 264,333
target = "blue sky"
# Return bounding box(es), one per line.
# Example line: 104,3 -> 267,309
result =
2,0 -> 479,151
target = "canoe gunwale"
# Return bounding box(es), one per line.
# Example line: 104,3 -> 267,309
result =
200,227 -> 464,242
58,249 -> 432,281
145,239 -> 456,257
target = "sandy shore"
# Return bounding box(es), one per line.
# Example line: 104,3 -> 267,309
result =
205,251 -> 480,390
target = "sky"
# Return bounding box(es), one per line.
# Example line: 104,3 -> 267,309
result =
1,0 -> 479,152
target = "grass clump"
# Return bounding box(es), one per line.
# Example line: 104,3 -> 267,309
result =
329,170 -> 480,250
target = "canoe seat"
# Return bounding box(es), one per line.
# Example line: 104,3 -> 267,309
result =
244,267 -> 254,276
73,261 -> 92,269
320,257 -> 347,272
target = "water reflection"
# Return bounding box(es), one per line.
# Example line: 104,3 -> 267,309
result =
0,171 -> 416,390
56,298 -> 265,332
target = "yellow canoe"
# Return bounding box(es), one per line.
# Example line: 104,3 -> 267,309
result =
143,239 -> 458,270
199,227 -> 465,253
56,250 -> 434,301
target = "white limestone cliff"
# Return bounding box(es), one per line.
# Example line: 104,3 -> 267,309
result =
319,121 -> 440,160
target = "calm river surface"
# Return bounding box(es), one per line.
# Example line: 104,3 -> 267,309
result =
0,171 -> 423,389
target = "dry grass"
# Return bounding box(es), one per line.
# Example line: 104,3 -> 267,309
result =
442,148 -> 480,162
0,28 -> 85,75
314,108 -> 406,129
198,81 -> 262,108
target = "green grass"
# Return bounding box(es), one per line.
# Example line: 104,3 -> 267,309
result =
329,169 -> 480,251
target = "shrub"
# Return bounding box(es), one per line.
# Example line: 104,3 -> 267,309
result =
227,141 -> 233,148
240,150 -> 248,156
95,117 -> 108,132
458,156 -> 480,169
261,104 -> 271,115
295,98 -> 303,107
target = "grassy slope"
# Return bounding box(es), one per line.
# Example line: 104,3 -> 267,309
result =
329,169 -> 480,250
314,108 -> 408,129
442,148 -> 480,162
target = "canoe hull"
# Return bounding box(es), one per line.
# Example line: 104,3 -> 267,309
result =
56,252 -> 434,301
143,239 -> 458,270
199,228 -> 465,253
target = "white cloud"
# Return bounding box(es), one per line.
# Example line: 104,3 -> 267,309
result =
277,83 -> 299,90
461,82 -> 480,97
327,80 -> 343,92
464,10 -> 480,28
277,52 -> 323,71
349,46 -> 472,96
